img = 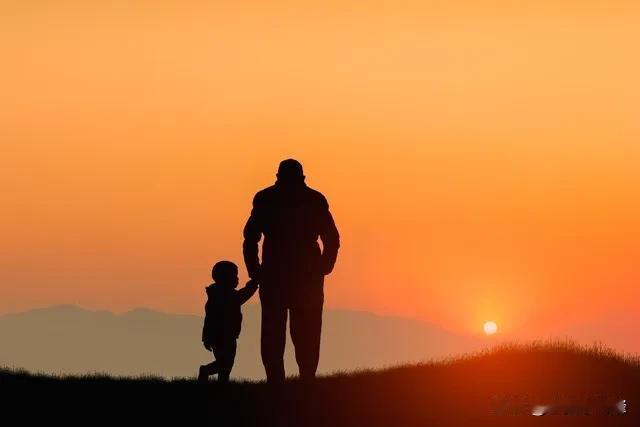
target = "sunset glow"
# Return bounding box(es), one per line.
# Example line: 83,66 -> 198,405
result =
1,1 -> 640,348
483,322 -> 498,336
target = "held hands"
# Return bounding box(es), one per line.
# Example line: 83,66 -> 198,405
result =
249,268 -> 262,283
246,278 -> 259,289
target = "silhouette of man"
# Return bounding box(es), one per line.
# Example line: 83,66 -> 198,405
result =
243,159 -> 340,383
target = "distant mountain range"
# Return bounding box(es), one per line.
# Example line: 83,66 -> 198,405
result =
0,305 -> 484,380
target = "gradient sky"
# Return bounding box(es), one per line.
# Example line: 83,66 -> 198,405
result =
1,1 -> 639,339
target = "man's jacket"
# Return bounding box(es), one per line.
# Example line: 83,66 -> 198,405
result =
243,181 -> 340,287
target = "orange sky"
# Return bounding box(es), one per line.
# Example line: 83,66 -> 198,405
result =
1,1 -> 639,338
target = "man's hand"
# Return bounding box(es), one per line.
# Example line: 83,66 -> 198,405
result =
246,278 -> 259,289
203,342 -> 212,352
320,259 -> 335,276
249,267 -> 262,283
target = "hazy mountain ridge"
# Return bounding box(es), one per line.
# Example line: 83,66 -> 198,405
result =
0,305 -> 483,379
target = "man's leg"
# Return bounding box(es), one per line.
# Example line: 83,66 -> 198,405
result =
260,297 -> 288,383
289,280 -> 324,380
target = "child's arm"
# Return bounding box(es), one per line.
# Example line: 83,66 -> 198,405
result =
237,279 -> 259,305
202,315 -> 213,350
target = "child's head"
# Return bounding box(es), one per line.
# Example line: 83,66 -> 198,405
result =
211,261 -> 239,288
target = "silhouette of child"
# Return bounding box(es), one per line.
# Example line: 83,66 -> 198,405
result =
199,261 -> 258,383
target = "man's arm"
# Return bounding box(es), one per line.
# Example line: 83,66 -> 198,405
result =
243,193 -> 264,280
319,196 -> 340,275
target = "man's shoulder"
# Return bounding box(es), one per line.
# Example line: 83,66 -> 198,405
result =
304,186 -> 329,206
255,185 -> 277,195
253,184 -> 328,206
253,185 -> 277,203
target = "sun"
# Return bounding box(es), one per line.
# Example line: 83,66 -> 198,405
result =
483,321 -> 498,335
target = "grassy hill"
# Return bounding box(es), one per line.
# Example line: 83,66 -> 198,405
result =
3,341 -> 638,426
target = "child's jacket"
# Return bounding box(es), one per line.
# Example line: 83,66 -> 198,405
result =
202,281 -> 258,343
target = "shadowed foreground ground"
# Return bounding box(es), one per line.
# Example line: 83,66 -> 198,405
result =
3,342 -> 639,426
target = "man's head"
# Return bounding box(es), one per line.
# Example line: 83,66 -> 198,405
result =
276,159 -> 305,184
211,261 -> 239,288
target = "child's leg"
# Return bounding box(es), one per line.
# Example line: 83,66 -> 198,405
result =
198,357 -> 219,382
212,340 -> 237,383
200,360 -> 219,376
